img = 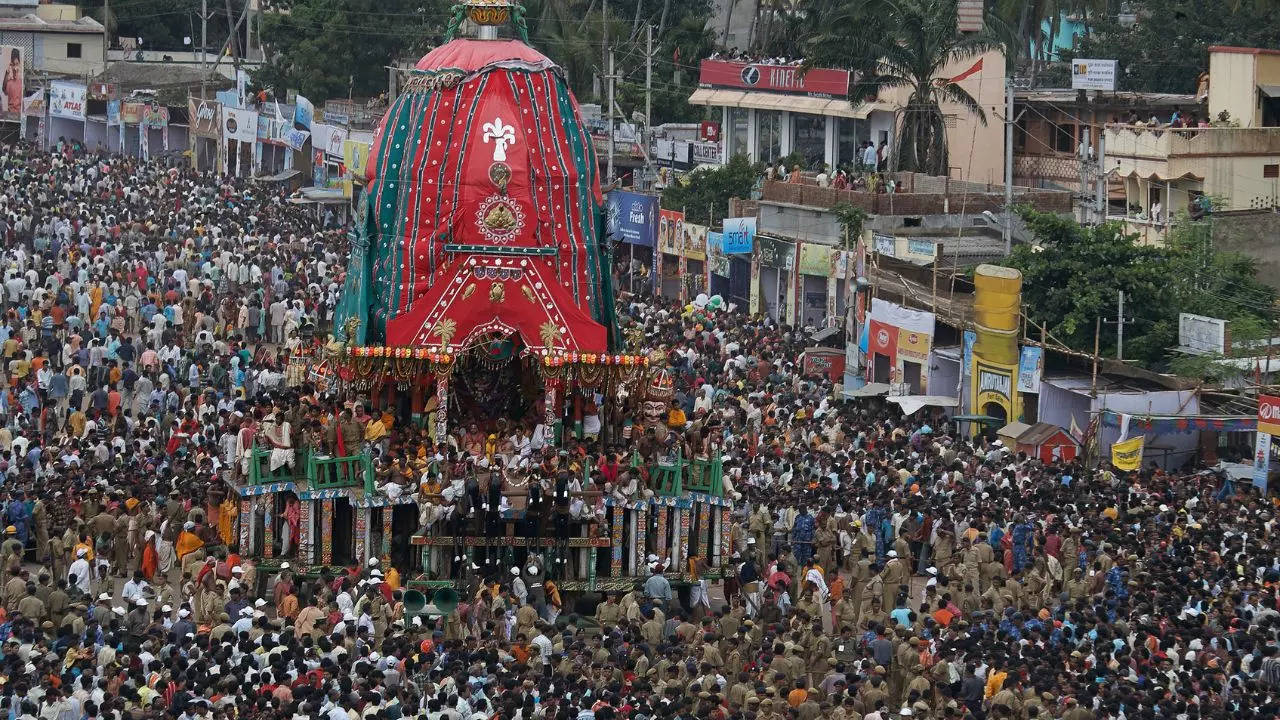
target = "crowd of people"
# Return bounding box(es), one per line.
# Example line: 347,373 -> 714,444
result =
0,139 -> 1272,720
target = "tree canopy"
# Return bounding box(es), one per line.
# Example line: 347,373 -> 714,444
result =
1065,0 -> 1280,93
660,154 -> 757,226
1004,210 -> 1276,370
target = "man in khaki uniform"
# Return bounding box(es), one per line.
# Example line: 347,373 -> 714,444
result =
881,550 -> 908,608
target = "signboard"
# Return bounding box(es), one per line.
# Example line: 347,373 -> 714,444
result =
606,190 -> 658,246
1255,432 -> 1271,492
106,100 -> 120,126
1259,394 -> 1280,436
120,102 -> 143,125
48,81 -> 86,121
20,90 -> 44,119
869,320 -> 899,362
312,122 -> 347,160
658,209 -> 683,255
707,231 -> 729,277
691,140 -> 721,164
802,346 -> 846,382
757,235 -> 795,270
975,362 -> 1013,408
873,233 -> 895,257
283,128 -> 310,151
681,222 -> 707,261
342,140 -> 370,178
1017,346 -> 1043,393
797,243 -> 837,277
141,104 -> 169,128
721,217 -> 755,254
0,46 -> 22,122
223,106 -> 258,143
1071,59 -> 1117,91
1177,313 -> 1227,355
294,95 -> 314,130
188,98 -> 221,137
698,59 -> 850,98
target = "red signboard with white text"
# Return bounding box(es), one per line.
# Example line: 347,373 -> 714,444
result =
1260,394 -> 1280,436
698,59 -> 850,97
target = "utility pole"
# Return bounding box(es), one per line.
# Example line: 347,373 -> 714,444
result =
1104,289 -> 1134,360
102,0 -> 109,68
607,49 -> 615,184
1003,75 -> 1014,256
645,24 -> 652,181
1096,131 -> 1107,222
1078,126 -> 1091,224
200,0 -> 209,98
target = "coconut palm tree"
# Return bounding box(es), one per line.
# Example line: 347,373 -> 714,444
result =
805,0 -> 1004,176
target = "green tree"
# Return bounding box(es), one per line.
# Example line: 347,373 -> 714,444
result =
660,154 -> 757,225
1005,209 -> 1276,370
803,0 -> 1003,175
255,0 -> 445,100
1066,0 -> 1280,93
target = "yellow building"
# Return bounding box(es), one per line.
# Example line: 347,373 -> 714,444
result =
1104,46 -> 1280,243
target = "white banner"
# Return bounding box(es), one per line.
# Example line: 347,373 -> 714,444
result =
311,122 -> 347,160
222,106 -> 258,143
48,81 -> 86,121
869,297 -> 935,336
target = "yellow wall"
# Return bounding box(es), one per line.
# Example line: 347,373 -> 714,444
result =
36,4 -> 82,21
878,49 -> 1006,184
1210,50 -> 1257,127
39,34 -> 104,76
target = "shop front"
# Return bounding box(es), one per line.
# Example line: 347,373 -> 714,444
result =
756,235 -> 795,323
681,222 -> 708,300
867,298 -> 935,394
189,97 -> 223,172
657,209 -> 683,299
795,242 -> 848,329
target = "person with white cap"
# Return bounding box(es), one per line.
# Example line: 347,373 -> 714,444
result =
67,547 -> 91,595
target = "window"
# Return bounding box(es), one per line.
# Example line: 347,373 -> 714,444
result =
837,116 -> 868,170
727,107 -> 749,159
790,113 -> 826,169
66,43 -> 82,59
756,110 -> 782,164
1265,164 -> 1279,179
1053,123 -> 1076,153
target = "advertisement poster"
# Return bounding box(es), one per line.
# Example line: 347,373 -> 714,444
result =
223,107 -> 259,143
681,222 -> 707,261
605,190 -> 657,246
120,102 -> 143,125
721,217 -> 756,254
106,100 -> 120,126
0,46 -> 22,121
706,231 -> 728,277
1255,432 -> 1272,491
294,95 -> 314,130
658,209 -> 683,256
21,90 -> 44,118
141,104 -> 169,128
48,81 -> 86,121
188,98 -> 221,137
1017,346 -> 1043,394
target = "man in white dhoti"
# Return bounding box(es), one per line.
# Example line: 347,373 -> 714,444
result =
261,408 -> 294,473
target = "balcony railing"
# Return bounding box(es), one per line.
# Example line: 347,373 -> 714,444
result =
1104,124 -> 1280,159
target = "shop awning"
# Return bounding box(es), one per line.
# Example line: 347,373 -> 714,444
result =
845,381 -> 890,398
1260,84 -> 1280,98
688,88 -> 890,119
887,395 -> 960,415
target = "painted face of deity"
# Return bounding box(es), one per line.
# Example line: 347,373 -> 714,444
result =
642,399 -> 666,427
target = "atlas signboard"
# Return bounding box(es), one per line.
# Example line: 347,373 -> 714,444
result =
698,59 -> 849,97
1260,394 -> 1280,437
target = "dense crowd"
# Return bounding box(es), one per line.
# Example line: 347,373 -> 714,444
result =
0,140 -> 1274,720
